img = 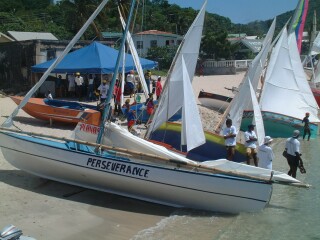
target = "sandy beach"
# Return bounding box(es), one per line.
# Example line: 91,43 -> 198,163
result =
0,73 -> 245,239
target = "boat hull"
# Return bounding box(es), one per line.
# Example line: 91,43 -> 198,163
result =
0,131 -> 272,214
241,110 -> 318,138
10,96 -> 101,126
198,91 -> 232,112
150,122 -> 247,162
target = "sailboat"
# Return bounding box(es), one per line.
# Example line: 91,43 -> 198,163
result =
0,0 -> 308,214
242,28 -> 320,138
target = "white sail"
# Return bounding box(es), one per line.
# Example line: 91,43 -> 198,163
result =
181,56 -> 205,151
146,1 -> 206,148
311,32 -> 320,55
249,80 -> 265,146
119,11 -> 149,98
260,28 -> 319,122
218,18 -> 275,134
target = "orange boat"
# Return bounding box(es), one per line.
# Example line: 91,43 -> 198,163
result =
11,96 -> 101,126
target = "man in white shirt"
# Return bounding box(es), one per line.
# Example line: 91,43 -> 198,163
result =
223,119 -> 237,161
257,136 -> 274,170
285,130 -> 304,178
244,124 -> 258,166
126,70 -> 135,97
98,79 -> 109,103
75,72 -> 84,100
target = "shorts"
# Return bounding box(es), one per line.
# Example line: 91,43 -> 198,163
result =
128,120 -> 135,128
287,154 -> 299,167
246,147 -> 257,155
147,108 -> 154,115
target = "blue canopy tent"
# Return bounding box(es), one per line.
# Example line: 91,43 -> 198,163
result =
31,41 -> 157,73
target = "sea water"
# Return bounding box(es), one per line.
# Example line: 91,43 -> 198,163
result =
131,137 -> 320,240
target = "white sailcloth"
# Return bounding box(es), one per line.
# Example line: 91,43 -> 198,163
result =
119,11 -> 149,98
146,0 -> 206,150
181,56 -> 205,151
218,18 -> 275,134
249,80 -> 265,146
311,32 -> 320,55
260,28 -> 319,122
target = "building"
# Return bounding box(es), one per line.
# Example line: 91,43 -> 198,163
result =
227,34 -> 263,59
7,31 -> 58,41
0,32 -> 14,43
132,30 -> 182,57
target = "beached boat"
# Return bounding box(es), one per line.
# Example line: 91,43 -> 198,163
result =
10,96 -> 101,126
0,126 -> 302,214
198,90 -> 232,112
0,0 -> 308,214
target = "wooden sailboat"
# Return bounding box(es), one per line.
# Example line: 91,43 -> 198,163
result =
10,96 -> 101,125
0,0 -> 308,214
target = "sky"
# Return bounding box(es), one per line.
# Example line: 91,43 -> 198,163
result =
167,0 -> 299,24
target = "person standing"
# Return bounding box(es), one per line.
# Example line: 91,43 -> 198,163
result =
126,70 -> 135,97
222,119 -> 237,161
155,76 -> 163,100
244,124 -> 258,166
285,130 -> 304,178
97,79 -> 109,103
144,69 -> 152,94
127,109 -> 136,132
87,74 -> 95,101
113,79 -> 122,116
75,72 -> 84,101
257,136 -> 274,170
67,73 -> 75,97
302,112 -> 311,141
55,75 -> 62,98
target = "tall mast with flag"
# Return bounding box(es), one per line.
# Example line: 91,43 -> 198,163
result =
288,0 -> 309,54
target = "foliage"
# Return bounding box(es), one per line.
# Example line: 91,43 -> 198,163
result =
146,45 -> 178,70
1,0 -> 320,65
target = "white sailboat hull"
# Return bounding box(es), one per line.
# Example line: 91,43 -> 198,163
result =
0,132 -> 272,214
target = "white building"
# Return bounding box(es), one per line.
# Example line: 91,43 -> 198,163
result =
132,30 -> 182,57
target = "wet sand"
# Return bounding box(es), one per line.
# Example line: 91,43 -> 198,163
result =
0,72 -> 244,239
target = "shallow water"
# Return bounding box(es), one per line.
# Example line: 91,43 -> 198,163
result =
131,137 -> 320,240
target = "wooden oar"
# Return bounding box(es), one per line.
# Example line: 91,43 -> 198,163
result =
0,127 -> 310,188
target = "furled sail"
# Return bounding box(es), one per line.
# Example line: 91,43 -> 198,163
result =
145,0 -> 207,151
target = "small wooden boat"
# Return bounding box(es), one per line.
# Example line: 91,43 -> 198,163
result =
198,90 -> 232,112
10,96 -> 101,126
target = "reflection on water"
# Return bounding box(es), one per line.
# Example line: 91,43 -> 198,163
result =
132,137 -> 320,240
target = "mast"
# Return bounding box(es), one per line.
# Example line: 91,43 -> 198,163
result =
96,0 -> 136,144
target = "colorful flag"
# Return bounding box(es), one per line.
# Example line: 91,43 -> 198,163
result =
289,0 -> 309,53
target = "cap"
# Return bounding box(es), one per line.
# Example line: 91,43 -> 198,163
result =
76,72 -> 80,76
157,76 -> 161,79
293,130 -> 300,137
102,79 -> 107,83
248,124 -> 255,128
125,99 -> 130,103
264,136 -> 273,144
